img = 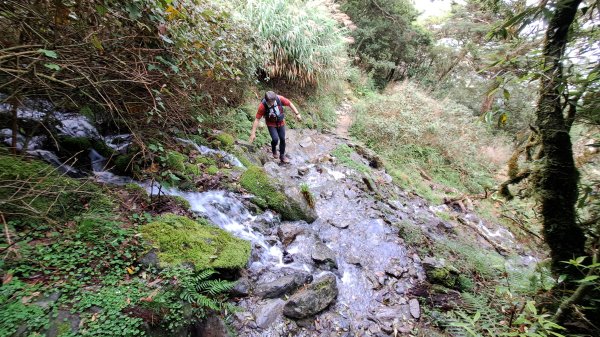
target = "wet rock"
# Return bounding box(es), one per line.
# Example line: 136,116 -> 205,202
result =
255,272 -> 312,299
33,292 -> 61,310
312,241 -> 337,269
362,175 -> 377,192
277,222 -> 308,246
299,136 -> 313,148
139,248 -> 160,269
231,277 -> 251,297
283,273 -> 338,319
321,190 -> 334,199
46,309 -> 80,337
283,250 -> 294,264
409,299 -> 421,319
344,188 -> 358,199
298,166 -> 310,176
195,315 -> 230,337
410,284 -> 463,311
350,142 -> 384,169
255,299 -> 285,329
328,219 -> 350,229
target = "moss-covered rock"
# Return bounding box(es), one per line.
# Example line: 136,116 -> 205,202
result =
140,214 -> 250,270
92,140 -> 116,158
240,166 -> 317,222
57,136 -> 92,154
184,163 -> 201,176
215,133 -> 235,149
0,154 -> 114,223
113,154 -> 134,174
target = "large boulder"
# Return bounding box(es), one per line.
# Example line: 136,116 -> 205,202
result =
240,166 -> 317,222
311,242 -> 337,269
140,214 -> 251,270
283,273 -> 338,319
254,272 -> 312,299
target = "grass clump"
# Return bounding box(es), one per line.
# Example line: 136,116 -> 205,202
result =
331,144 -> 370,173
350,81 -> 509,203
140,214 -> 250,270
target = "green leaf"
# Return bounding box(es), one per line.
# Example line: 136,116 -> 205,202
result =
38,49 -> 58,59
577,275 -> 599,283
44,63 -> 61,71
503,89 -> 510,101
557,274 -> 567,283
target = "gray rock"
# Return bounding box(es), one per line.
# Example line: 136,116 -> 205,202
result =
46,309 -> 80,337
299,137 -> 313,148
344,188 -> 358,199
255,299 -> 285,329
298,166 -> 310,176
255,272 -> 312,299
33,292 -> 61,310
194,315 -> 230,337
139,248 -> 160,268
231,277 -> 251,297
312,242 -> 337,269
328,219 -> 350,229
283,273 -> 338,319
277,223 -> 308,246
409,299 -> 421,319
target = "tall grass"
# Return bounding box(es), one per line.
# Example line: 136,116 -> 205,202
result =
237,0 -> 350,87
351,81 -> 511,201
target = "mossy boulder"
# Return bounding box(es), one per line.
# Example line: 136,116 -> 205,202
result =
240,166 -> 317,223
207,165 -> 219,175
215,133 -> 235,149
57,136 -> 92,154
0,154 -> 114,223
140,214 -> 250,270
423,258 -> 460,289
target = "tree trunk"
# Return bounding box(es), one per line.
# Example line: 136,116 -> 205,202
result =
536,0 -> 586,278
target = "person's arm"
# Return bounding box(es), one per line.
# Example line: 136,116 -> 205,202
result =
249,118 -> 260,143
289,102 -> 302,122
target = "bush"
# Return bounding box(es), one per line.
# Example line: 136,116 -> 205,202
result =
236,0 -> 350,87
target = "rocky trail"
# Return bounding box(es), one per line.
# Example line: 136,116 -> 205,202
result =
1,98 -> 535,337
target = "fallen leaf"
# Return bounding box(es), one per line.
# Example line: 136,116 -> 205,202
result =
2,273 -> 13,285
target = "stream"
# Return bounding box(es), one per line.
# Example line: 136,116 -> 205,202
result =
1,99 -> 532,337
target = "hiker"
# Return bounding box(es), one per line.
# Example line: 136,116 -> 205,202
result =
249,91 -> 302,164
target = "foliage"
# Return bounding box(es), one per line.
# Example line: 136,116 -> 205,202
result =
0,279 -> 48,337
350,82 -> 508,202
140,214 -> 251,270
236,0 -> 350,87
0,153 -> 114,223
331,144 -> 371,173
341,0 -> 432,87
0,0 -> 259,138
299,183 -> 315,209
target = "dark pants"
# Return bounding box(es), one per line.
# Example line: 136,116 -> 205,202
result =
268,125 -> 286,159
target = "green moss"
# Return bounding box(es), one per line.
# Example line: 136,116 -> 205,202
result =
195,155 -> 217,166
233,150 -> 253,168
0,154 -> 114,223
57,136 -> 92,154
427,267 -> 457,288
215,133 -> 235,149
92,140 -> 116,158
113,154 -> 134,174
207,165 -> 219,175
240,166 -> 311,221
184,163 -> 201,176
165,150 -> 187,172
158,195 -> 191,211
141,214 -> 250,270
331,144 -> 370,173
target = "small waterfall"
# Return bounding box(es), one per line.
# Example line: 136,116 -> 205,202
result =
176,138 -> 244,168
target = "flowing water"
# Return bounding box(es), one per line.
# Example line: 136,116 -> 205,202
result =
2,102 -> 532,336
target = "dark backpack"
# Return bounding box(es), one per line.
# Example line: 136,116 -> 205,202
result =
262,96 -> 285,124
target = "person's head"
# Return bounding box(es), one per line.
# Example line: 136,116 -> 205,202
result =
264,91 -> 277,106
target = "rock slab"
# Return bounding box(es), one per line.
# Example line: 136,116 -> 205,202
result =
283,273 -> 338,319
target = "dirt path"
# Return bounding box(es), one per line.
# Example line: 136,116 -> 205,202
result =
334,98 -> 353,138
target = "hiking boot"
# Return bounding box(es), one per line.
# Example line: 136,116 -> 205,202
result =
280,157 -> 290,164
273,152 -> 278,159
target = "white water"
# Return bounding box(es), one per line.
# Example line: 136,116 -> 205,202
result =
176,138 -> 244,168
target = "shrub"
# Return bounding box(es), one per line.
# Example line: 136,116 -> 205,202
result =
236,0 -> 350,87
